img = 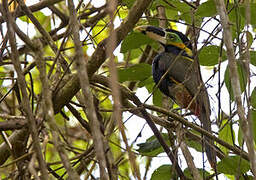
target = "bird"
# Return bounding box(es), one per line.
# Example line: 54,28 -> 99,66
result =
134,25 -> 216,168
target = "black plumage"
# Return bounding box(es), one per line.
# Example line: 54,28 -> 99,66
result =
135,25 -> 216,168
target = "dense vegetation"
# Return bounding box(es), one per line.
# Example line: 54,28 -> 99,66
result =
0,0 -> 256,179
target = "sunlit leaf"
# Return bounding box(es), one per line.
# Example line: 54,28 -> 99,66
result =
20,11 -> 51,32
118,7 -> 129,19
92,20 -> 109,44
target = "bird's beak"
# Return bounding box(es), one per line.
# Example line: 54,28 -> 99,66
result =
134,25 -> 193,57
134,25 -> 167,45
133,25 -> 148,33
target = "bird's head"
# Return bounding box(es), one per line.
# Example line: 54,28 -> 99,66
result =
134,25 -> 193,57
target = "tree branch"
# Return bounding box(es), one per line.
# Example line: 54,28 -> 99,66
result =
0,0 -> 63,24
2,1 -> 48,178
92,75 -> 249,161
215,0 -> 256,176
53,0 -> 154,113
68,0 -> 108,179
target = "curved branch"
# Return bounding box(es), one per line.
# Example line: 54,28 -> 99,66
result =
53,0 -> 153,113
0,0 -> 63,24
91,74 -> 249,162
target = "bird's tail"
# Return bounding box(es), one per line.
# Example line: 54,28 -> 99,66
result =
199,107 -> 216,168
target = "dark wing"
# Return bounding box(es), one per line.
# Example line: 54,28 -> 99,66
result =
152,52 -> 216,167
152,52 -> 200,113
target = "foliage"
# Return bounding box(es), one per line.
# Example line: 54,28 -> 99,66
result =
0,0 -> 256,179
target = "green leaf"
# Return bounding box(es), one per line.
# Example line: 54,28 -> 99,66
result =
251,87 -> 256,108
240,3 -> 256,26
185,130 -> 203,152
109,132 -> 122,159
123,48 -> 142,61
118,7 -> 128,19
150,0 -> 167,10
19,15 -> 29,22
180,11 -> 202,27
250,4 -> 256,25
184,168 -> 210,179
179,12 -> 193,25
153,88 -> 163,107
165,8 -> 179,20
186,138 -> 202,152
199,45 -> 227,66
20,11 -> 51,32
228,5 -> 245,40
137,133 -> 170,156
151,165 -> 176,180
224,63 -> 247,101
138,76 -> 163,107
246,31 -> 253,48
142,78 -> 155,95
217,156 -> 250,175
168,0 -> 191,12
238,110 -> 256,145
250,51 -> 256,66
137,76 -> 154,88
117,63 -> 152,83
196,0 -> 217,17
92,20 -> 108,43
250,110 -> 256,144
151,0 -> 191,12
0,66 -> 5,87
122,0 -> 136,8
218,119 -> 235,154
238,126 -> 243,147
120,32 -> 156,53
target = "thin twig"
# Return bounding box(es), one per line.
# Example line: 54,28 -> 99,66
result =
52,0 -> 154,114
92,75 -> 249,161
34,38 -> 80,179
0,0 -> 63,24
215,0 -> 256,176
2,1 -> 49,178
177,125 -> 202,180
67,0 -> 108,179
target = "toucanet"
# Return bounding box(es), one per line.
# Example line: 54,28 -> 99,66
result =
135,25 -> 216,168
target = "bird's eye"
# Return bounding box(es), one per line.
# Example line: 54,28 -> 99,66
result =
167,33 -> 175,40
